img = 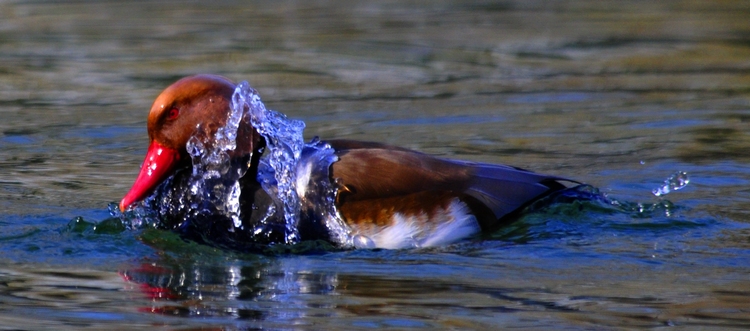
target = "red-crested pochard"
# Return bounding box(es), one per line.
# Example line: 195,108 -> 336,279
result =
120,75 -> 575,249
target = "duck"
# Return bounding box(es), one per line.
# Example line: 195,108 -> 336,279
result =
119,74 -> 576,250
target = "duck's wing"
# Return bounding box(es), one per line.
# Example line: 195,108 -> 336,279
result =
327,139 -> 576,227
449,159 -> 575,226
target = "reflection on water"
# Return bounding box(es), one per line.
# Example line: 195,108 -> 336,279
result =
4,257 -> 749,330
4,195 -> 747,330
0,0 -> 750,329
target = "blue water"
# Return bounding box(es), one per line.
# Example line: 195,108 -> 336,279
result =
1,1 -> 750,330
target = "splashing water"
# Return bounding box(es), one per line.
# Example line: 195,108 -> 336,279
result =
230,82 -> 357,246
524,184 -> 680,222
184,88 -> 249,231
227,81 -> 353,246
235,81 -> 306,244
294,137 -> 353,247
652,171 -> 690,197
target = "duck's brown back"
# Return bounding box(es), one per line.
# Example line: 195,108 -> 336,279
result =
328,139 -> 571,232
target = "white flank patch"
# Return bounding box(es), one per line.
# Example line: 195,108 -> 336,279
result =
361,198 -> 481,249
419,200 -> 480,247
369,215 -> 420,249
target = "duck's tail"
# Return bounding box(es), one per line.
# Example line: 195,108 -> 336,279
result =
454,161 -> 579,228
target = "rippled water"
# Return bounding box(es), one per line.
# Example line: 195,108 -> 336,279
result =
1,1 -> 750,329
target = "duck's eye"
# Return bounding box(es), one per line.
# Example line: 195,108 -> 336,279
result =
167,107 -> 180,120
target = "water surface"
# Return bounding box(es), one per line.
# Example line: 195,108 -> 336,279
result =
1,1 -> 750,329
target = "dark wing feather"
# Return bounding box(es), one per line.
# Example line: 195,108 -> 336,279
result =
449,160 -> 576,221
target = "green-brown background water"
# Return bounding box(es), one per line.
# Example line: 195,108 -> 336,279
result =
1,1 -> 750,329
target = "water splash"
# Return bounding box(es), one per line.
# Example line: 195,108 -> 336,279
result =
525,184 -> 680,219
234,81 -> 306,244
652,171 -> 690,197
237,84 -> 353,247
184,90 -> 250,231
295,138 -> 352,247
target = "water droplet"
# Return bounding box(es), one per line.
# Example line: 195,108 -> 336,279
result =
652,171 -> 689,197
352,234 -> 376,249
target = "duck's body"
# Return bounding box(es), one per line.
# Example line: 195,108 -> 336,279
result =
121,75 -> 574,249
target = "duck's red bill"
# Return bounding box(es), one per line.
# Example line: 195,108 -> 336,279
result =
120,141 -> 181,212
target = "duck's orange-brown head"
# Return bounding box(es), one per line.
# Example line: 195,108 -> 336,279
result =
120,74 -> 261,212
